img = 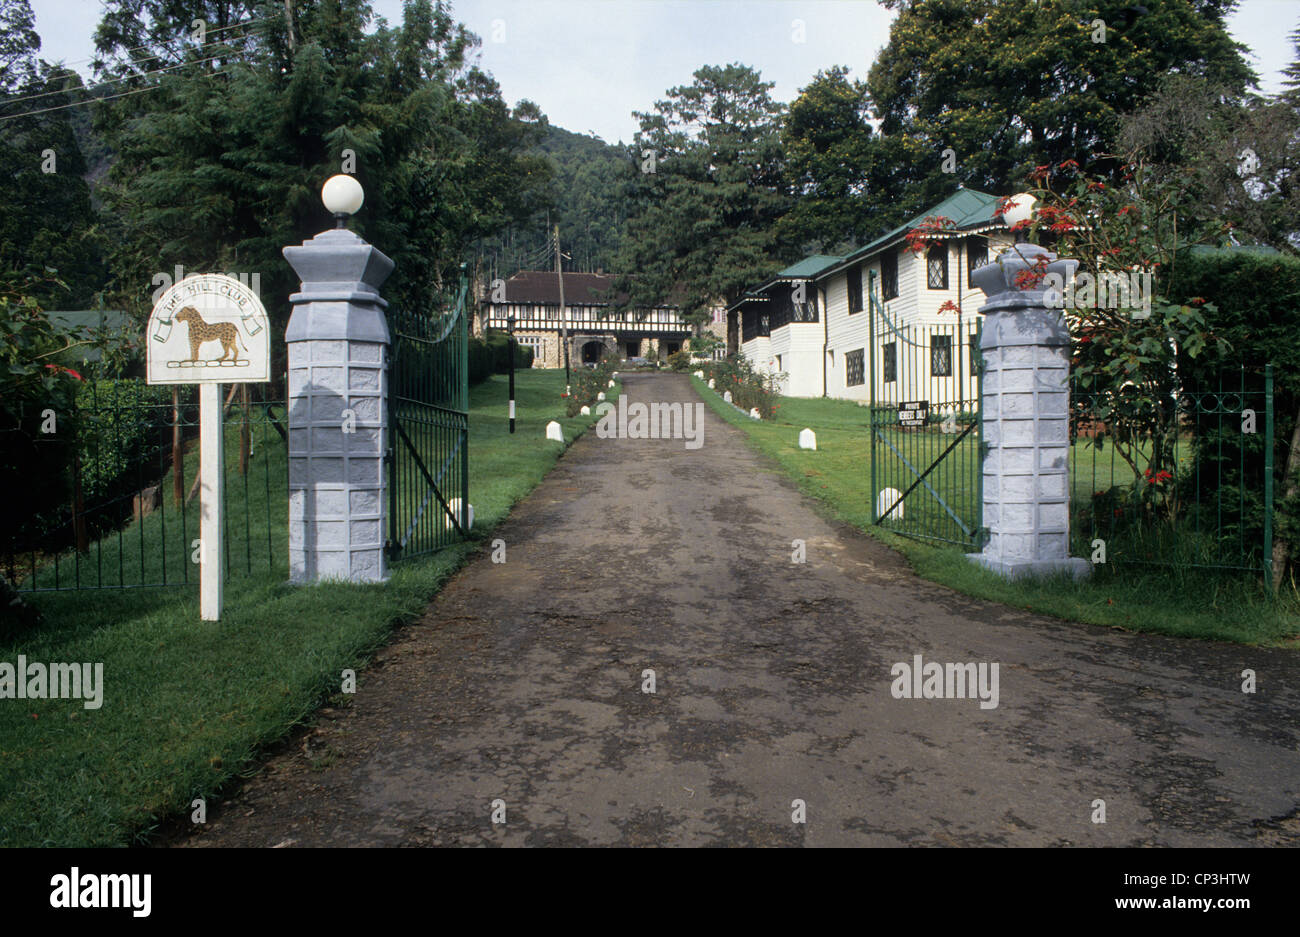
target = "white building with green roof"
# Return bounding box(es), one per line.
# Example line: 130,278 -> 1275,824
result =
736,188 -> 1016,405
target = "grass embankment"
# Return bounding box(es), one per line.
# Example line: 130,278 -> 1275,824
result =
693,376 -> 1300,646
0,368 -> 606,847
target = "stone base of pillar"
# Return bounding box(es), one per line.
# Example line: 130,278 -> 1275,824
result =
966,553 -> 1092,582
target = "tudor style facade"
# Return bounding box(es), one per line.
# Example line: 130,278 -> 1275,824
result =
479,271 -> 725,368
738,188 -> 1016,405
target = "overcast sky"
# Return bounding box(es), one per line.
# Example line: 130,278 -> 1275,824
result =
27,0 -> 1300,145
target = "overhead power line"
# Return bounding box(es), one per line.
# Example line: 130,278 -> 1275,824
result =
49,14 -> 276,75
0,17 -> 271,109
0,50 -> 253,122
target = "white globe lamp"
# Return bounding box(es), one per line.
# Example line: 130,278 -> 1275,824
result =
322,174 -> 365,228
1001,192 -> 1037,242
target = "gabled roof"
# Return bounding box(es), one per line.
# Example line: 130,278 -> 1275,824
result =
778,254 -> 844,279
496,271 -> 622,305
492,271 -> 690,308
820,187 -> 1006,280
725,254 -> 845,313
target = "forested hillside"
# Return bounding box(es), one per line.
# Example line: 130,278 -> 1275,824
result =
474,123 -> 631,282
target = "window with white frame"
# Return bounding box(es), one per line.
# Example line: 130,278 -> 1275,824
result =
517,335 -> 544,363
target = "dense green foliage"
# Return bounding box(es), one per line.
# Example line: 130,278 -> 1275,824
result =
613,64 -> 791,325
1167,250 -> 1300,581
88,0 -> 550,345
475,123 -> 631,280
468,328 -> 533,387
866,0 -> 1254,219
0,0 -> 107,309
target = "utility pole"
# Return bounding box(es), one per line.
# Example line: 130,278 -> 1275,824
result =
555,224 -> 570,392
284,0 -> 296,52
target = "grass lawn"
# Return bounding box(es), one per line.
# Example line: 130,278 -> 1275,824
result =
0,368 -> 607,847
694,376 -> 1300,647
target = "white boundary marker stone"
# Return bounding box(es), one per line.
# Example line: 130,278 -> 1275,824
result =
708,379 -> 715,389
723,391 -> 732,403
877,488 -> 904,520
799,428 -> 816,450
546,420 -> 564,442
749,407 -> 760,420
444,498 -> 474,531
596,391 -> 606,401
580,405 -> 590,415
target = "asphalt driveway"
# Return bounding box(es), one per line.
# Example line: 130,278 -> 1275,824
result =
175,371 -> 1300,847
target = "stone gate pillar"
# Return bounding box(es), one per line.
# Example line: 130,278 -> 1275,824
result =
283,192 -> 394,584
968,242 -> 1090,581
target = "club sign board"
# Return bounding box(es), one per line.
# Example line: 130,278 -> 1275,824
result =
898,400 -> 929,427
147,274 -> 270,384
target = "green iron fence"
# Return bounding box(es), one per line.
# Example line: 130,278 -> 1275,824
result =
1069,364 -> 1274,585
4,380 -> 287,591
386,265 -> 470,560
867,272 -> 986,548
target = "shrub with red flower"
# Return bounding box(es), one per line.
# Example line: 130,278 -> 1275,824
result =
902,215 -> 958,255
1019,151 -> 1231,496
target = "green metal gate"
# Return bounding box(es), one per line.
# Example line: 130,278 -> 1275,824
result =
386,265 -> 470,560
867,271 -> 985,548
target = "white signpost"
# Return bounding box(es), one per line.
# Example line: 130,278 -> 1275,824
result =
147,274 -> 270,620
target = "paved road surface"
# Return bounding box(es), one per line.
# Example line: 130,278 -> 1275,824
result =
176,372 -> 1300,847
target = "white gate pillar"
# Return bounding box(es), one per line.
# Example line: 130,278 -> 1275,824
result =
282,179 -> 394,584
968,242 -> 1091,581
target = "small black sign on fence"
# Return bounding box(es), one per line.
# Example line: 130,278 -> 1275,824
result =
898,400 -> 929,427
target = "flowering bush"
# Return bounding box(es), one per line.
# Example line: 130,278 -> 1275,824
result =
565,355 -> 618,417
905,157 -> 1230,493
699,353 -> 782,419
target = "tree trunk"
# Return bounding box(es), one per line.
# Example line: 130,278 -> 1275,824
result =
1269,401 -> 1300,590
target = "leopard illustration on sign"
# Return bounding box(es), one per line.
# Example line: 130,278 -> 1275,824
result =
147,273 -> 269,384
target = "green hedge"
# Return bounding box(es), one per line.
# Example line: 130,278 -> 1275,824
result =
1167,249 -> 1300,576
469,329 -> 534,387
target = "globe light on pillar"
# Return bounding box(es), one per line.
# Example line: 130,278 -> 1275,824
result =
1001,192 -> 1037,244
322,174 -> 365,228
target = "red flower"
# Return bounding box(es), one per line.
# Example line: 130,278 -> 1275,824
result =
1058,159 -> 1080,172
44,364 -> 83,380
